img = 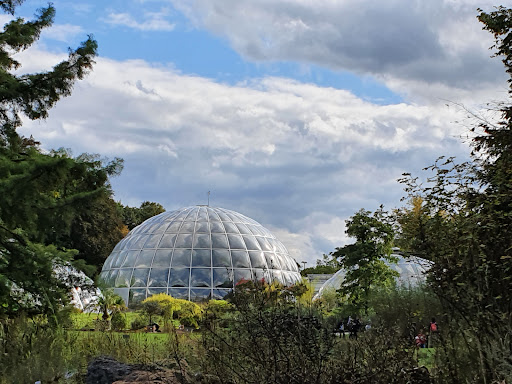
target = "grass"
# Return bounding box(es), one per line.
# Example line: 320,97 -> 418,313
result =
71,311 -> 146,330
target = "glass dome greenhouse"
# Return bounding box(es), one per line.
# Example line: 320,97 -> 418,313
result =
314,254 -> 430,300
99,206 -> 301,306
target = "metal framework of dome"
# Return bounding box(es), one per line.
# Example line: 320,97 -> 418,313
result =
99,206 -> 301,306
314,254 -> 429,300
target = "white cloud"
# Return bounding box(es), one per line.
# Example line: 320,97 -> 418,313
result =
16,48 -> 496,264
169,0 -> 504,103
104,10 -> 175,31
41,24 -> 84,42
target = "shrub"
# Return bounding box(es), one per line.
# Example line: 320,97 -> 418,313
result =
111,311 -> 127,331
130,316 -> 146,330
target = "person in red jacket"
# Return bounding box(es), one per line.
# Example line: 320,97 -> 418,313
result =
415,329 -> 427,348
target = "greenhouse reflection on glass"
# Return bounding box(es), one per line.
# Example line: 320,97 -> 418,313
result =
99,206 -> 301,306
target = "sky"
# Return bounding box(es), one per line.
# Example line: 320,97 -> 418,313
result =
9,0 -> 509,267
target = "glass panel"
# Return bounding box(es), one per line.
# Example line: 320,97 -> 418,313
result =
190,268 -> 211,287
211,234 -> 228,249
179,222 -> 196,233
133,235 -> 150,249
223,222 -> 239,234
212,289 -> 229,300
131,268 -> 150,287
290,273 -> 301,284
133,250 -> 155,268
243,236 -> 261,251
171,249 -> 191,267
152,249 -> 173,268
281,272 -> 292,286
277,255 -> 289,270
100,270 -> 116,285
175,234 -> 193,248
207,208 -> 221,221
185,209 -> 198,221
109,252 -> 120,268
115,268 -> 133,288
114,251 -> 129,268
234,269 -> 252,285
276,242 -> 287,253
168,288 -> 189,300
212,249 -> 231,267
190,288 -> 211,301
129,289 -> 146,306
253,268 -> 270,282
210,221 -> 225,233
148,288 -> 167,296
227,234 -> 246,249
147,221 -> 166,234
217,211 -> 231,221
103,254 -> 115,270
114,288 -> 129,307
257,237 -> 272,251
288,257 -> 299,272
249,251 -> 267,268
97,271 -> 109,285
197,208 -> 208,221
266,238 -> 279,252
195,221 -> 210,233
192,249 -> 211,267
193,234 -> 211,249
265,252 -> 281,269
235,223 -> 251,234
271,270 -> 283,285
113,239 -> 125,252
169,268 -> 190,287
122,250 -> 140,267
108,269 -> 120,286
248,225 -> 264,236
174,210 -> 189,220
144,234 -> 163,248
165,222 -> 182,233
123,235 -> 140,250
276,254 -> 287,270
227,212 -> 241,222
213,268 -> 233,288
231,250 -> 250,268
159,234 -> 177,248
142,222 -> 159,234
148,268 -> 170,287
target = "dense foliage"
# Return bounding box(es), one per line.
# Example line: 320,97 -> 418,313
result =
394,7 -> 512,382
330,208 -> 398,315
0,1 -> 163,315
117,200 -> 165,230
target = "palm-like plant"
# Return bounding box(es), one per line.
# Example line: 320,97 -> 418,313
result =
94,288 -> 126,320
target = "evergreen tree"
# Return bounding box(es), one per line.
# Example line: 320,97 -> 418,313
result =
0,1 -> 100,316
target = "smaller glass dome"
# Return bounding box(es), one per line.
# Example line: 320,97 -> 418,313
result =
314,254 -> 429,299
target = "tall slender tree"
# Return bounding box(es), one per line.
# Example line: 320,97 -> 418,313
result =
330,208 -> 397,315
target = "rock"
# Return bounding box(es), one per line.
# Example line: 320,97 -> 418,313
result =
86,356 -> 192,384
86,356 -> 132,384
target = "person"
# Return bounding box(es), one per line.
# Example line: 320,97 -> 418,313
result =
339,322 -> 345,338
350,318 -> 361,339
428,318 -> 438,347
415,329 -> 427,348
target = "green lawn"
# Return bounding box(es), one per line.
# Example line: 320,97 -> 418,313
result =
71,311 -> 147,330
